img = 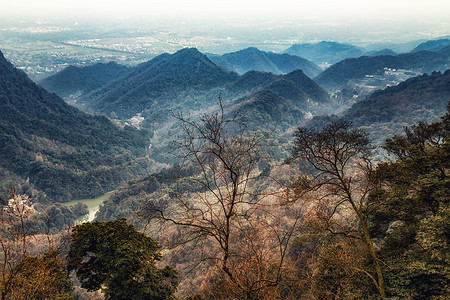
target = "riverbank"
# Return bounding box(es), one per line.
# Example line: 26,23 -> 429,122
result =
63,192 -> 113,222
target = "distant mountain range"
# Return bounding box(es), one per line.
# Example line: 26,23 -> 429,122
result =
0,50 -> 151,202
40,62 -> 129,99
282,38 -> 450,67
37,47 -> 333,168
315,46 -> 450,89
283,41 -> 366,65
411,39 -> 450,53
43,48 -> 330,130
36,43 -> 450,145
208,47 -> 321,78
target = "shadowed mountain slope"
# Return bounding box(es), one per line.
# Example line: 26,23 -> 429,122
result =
0,50 -> 151,202
39,62 -> 129,99
85,48 -> 239,118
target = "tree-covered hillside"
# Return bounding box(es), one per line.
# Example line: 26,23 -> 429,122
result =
0,50 -> 152,202
411,38 -> 450,52
315,46 -> 450,89
343,70 -> 450,143
92,104 -> 449,299
39,62 -> 129,99
84,48 -> 239,119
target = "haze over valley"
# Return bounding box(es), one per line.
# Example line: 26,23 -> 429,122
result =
0,1 -> 449,299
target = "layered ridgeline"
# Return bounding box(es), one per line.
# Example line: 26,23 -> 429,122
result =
207,47 -> 321,78
82,48 -> 240,120
40,62 -> 129,99
0,50 -> 152,202
284,41 -> 366,65
411,38 -> 450,52
226,69 -> 330,131
44,48 -> 330,130
41,48 -> 330,165
315,46 -> 450,90
309,70 -> 450,143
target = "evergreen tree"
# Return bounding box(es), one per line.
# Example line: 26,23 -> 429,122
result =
68,218 -> 178,300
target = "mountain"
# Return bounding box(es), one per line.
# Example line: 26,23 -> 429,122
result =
38,49 -> 329,165
315,46 -> 450,89
343,70 -> 450,143
411,39 -> 450,53
39,62 -> 129,99
226,69 -> 330,131
208,47 -> 321,78
228,90 -> 305,131
0,50 -> 151,202
82,50 -> 329,130
365,40 -> 427,54
84,48 -> 239,119
283,41 -> 365,65
282,69 -> 329,103
227,70 -> 278,92
256,70 -> 329,108
365,49 -> 397,56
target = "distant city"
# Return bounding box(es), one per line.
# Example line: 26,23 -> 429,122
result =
1,17 -> 448,80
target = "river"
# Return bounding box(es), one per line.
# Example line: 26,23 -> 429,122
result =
63,192 -> 112,223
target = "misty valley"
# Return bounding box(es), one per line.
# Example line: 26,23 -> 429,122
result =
0,23 -> 449,299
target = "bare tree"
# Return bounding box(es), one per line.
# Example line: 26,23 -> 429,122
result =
290,120 -> 386,298
142,100 -> 297,298
0,191 -> 35,300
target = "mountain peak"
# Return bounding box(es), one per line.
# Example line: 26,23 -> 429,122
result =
172,47 -> 205,58
240,47 -> 262,53
284,69 -> 308,79
167,47 -> 218,68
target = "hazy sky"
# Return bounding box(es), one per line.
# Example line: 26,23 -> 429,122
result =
2,0 -> 450,22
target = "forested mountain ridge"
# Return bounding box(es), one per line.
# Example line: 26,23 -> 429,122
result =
308,70 -> 450,143
365,48 -> 397,56
218,70 -> 332,134
411,38 -> 450,52
208,47 -> 321,78
42,49 -> 329,136
342,70 -> 450,141
282,69 -> 329,103
228,89 -> 306,131
0,50 -> 152,202
39,62 -> 129,99
315,46 -> 450,89
83,48 -> 239,119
